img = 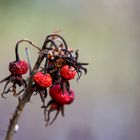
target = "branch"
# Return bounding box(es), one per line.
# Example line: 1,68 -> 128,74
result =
4,53 -> 44,140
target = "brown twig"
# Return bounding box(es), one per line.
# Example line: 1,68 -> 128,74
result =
4,53 -> 44,140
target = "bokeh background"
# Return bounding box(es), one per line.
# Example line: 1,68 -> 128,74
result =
0,0 -> 140,140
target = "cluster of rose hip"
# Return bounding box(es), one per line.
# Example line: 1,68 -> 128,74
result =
0,34 -> 88,126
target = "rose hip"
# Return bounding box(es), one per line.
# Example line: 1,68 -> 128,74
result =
49,84 -> 74,105
9,60 -> 28,75
33,72 -> 52,88
60,65 -> 76,80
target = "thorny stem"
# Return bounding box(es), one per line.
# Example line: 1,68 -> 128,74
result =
5,53 -> 44,140
5,35 -> 57,140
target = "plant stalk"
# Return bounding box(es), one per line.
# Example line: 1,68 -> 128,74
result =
5,54 -> 44,140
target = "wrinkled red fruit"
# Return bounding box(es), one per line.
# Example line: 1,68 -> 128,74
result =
33,72 -> 52,88
60,65 -> 76,80
49,84 -> 74,105
9,60 -> 28,75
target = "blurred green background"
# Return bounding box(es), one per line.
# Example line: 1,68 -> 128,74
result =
0,0 -> 140,140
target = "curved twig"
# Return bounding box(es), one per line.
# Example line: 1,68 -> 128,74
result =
15,39 -> 41,61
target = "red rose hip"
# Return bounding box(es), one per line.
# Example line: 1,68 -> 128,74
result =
49,84 -> 74,105
9,60 -> 28,75
33,72 -> 52,88
60,65 -> 76,80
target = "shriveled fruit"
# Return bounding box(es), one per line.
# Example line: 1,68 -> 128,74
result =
49,84 -> 74,105
9,60 -> 28,75
60,65 -> 76,80
33,72 -> 52,88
